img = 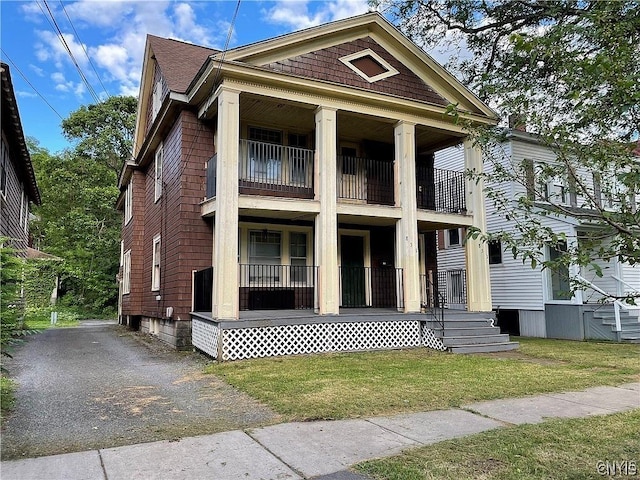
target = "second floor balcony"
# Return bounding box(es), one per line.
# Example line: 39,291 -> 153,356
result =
205,139 -> 466,214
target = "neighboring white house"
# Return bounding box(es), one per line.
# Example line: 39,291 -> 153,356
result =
435,128 -> 640,342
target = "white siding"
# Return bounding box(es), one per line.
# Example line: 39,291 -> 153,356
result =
519,310 -> 546,337
433,144 -> 464,170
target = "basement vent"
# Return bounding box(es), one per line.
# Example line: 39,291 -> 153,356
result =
339,49 -> 399,83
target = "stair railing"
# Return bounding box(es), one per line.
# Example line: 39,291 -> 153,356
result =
574,274 -> 640,333
421,274 -> 446,330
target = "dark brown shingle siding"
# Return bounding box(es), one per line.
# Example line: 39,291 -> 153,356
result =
262,37 -> 448,106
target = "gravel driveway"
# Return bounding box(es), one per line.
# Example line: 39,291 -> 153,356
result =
1,321 -> 279,460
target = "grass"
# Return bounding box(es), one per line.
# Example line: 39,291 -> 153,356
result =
22,306 -> 82,330
205,338 -> 640,420
356,409 -> 640,480
0,376 -> 16,421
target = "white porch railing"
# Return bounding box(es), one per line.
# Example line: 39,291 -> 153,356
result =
574,274 -> 640,333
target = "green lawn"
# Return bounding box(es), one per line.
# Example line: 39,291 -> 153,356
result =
22,307 -> 82,330
356,409 -> 640,480
206,338 -> 640,420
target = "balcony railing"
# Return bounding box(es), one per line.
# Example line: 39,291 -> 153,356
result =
420,269 -> 467,309
193,267 -> 213,312
339,266 -> 404,308
239,264 -> 317,310
238,140 -> 314,199
416,167 -> 466,213
337,156 -> 394,206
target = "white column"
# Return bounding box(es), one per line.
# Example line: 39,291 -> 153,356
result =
464,139 -> 492,312
394,121 -> 421,313
314,106 -> 339,315
212,87 -> 240,320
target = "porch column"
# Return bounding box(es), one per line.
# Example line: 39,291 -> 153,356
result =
212,87 -> 240,320
464,139 -> 492,312
394,121 -> 421,313
315,106 -> 339,315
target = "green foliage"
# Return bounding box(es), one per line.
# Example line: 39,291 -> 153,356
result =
375,0 -> 640,301
61,95 -> 137,174
1,242 -> 29,370
23,306 -> 81,329
28,95 -> 136,314
1,376 -> 16,419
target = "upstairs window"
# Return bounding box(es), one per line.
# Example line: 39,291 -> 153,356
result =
447,228 -> 461,247
488,240 -> 502,264
124,182 -> 133,225
152,78 -> 162,119
154,144 -> 163,202
0,139 -> 7,197
339,49 -> 399,83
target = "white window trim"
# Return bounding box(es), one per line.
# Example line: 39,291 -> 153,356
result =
445,228 -> 462,249
151,235 -> 161,291
154,144 -> 163,202
124,182 -> 133,225
122,249 -> 131,295
152,79 -> 162,119
338,49 -> 399,83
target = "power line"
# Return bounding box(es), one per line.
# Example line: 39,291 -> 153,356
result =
177,0 -> 242,182
58,0 -> 110,98
1,49 -> 64,121
39,0 -> 101,104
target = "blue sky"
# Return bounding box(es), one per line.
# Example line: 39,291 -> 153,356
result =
1,0 -> 388,154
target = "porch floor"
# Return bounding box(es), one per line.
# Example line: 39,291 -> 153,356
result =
191,308 -> 488,327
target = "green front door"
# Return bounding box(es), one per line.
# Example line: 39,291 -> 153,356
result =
341,235 -> 366,307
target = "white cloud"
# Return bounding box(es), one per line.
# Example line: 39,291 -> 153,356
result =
50,71 -> 85,98
35,30 -> 89,71
263,0 -> 371,30
16,90 -> 39,99
29,64 -> 45,77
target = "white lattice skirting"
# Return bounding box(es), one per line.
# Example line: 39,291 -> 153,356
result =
192,317 -> 447,361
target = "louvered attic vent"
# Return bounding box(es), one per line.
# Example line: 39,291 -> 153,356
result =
339,49 -> 399,83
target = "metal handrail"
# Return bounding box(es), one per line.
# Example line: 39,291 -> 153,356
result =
420,273 -> 446,330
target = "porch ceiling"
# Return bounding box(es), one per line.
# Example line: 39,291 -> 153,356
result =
238,94 -> 464,153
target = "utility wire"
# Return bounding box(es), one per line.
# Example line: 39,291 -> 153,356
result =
58,0 -> 110,98
39,0 -> 101,103
178,0 -> 242,180
1,49 -> 64,121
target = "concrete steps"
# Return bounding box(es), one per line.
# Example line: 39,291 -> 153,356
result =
593,308 -> 640,342
427,314 -> 519,354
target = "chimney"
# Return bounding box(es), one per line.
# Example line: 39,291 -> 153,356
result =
508,114 -> 527,132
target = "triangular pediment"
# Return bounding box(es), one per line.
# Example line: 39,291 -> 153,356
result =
260,36 -> 449,108
216,12 -> 494,119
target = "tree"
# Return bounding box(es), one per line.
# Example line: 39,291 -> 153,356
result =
30,95 -> 136,312
375,0 -> 640,300
61,95 -> 137,174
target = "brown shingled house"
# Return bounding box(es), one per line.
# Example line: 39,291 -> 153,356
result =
118,12 -> 519,358
1,62 -> 41,255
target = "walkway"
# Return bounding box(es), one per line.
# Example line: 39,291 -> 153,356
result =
2,382 -> 638,480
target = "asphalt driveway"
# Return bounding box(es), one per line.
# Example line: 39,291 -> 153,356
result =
1,321 -> 279,460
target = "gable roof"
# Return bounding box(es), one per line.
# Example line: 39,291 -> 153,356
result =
210,12 -> 495,119
1,62 -> 41,205
146,35 -> 218,93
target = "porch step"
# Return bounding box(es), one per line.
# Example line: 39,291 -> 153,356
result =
426,313 -> 519,354
449,342 -> 520,354
441,334 -> 512,346
426,319 -> 496,329
436,326 -> 503,337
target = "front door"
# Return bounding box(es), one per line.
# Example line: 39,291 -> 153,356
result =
341,235 -> 366,307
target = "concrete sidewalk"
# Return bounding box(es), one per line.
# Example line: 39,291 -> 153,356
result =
2,383 -> 638,480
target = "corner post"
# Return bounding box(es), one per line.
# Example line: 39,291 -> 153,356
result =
394,121 -> 421,312
464,138 -> 492,311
